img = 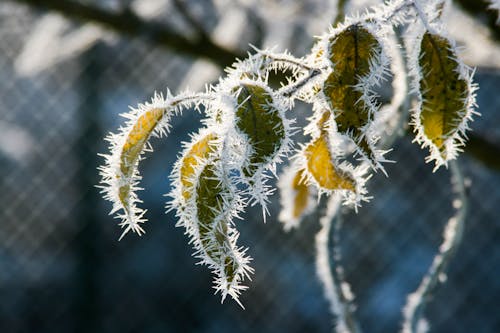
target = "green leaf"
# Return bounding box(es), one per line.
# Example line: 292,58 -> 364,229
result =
236,84 -> 285,177
196,163 -> 238,282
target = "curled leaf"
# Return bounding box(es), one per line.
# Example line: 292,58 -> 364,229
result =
235,84 -> 286,178
179,133 -> 217,200
169,132 -> 252,304
413,32 -> 475,169
119,108 -> 165,208
194,162 -> 252,304
196,165 -> 235,273
99,94 -> 174,239
304,134 -> 356,192
100,92 -> 209,239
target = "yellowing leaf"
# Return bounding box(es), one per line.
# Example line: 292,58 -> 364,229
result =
418,32 -> 469,159
305,135 -> 355,191
118,108 -> 165,208
291,169 -> 310,219
236,84 -> 285,177
323,24 -> 381,162
180,133 -> 217,200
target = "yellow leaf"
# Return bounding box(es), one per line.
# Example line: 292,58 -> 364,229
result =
291,169 -> 310,219
305,135 -> 355,191
180,133 -> 217,200
118,108 -> 165,208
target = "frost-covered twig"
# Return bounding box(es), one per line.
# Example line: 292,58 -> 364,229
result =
97,0 -> 479,310
401,161 -> 468,333
316,196 -> 361,333
279,68 -> 322,97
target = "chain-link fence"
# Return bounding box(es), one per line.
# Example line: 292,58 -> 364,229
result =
0,1 -> 499,333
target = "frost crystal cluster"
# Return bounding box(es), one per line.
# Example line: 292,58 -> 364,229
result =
99,0 -> 477,315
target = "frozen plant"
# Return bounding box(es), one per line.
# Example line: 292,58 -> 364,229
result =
99,0 -> 478,331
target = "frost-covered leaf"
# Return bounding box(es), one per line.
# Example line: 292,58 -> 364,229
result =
196,164 -> 236,271
99,92 -> 208,239
99,94 -> 174,239
304,134 -> 356,192
278,165 -> 316,231
412,31 -> 476,169
179,133 -> 217,200
235,84 -> 286,178
119,107 -> 165,204
299,108 -> 370,208
323,24 -> 384,165
168,131 -> 252,305
192,161 -> 252,305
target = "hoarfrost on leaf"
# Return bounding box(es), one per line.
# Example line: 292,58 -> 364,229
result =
98,0 -> 478,314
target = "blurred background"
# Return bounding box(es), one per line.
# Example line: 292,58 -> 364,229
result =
0,0 -> 499,332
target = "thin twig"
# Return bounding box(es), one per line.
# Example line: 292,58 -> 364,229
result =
279,68 -> 322,97
401,160 -> 468,333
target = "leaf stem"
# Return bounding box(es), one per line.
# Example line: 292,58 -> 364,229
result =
258,51 -> 316,72
316,196 -> 362,333
279,68 -> 322,98
401,160 -> 467,333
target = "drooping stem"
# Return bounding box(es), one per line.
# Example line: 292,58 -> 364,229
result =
316,196 -> 362,333
401,160 -> 468,333
380,31 -> 412,150
248,50 -> 324,98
